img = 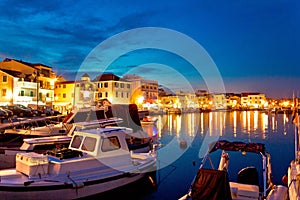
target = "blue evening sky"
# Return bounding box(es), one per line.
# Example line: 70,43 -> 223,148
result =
0,0 -> 299,98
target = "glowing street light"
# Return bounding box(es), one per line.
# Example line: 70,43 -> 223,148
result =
137,96 -> 144,104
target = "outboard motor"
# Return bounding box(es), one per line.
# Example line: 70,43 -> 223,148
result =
237,166 -> 259,186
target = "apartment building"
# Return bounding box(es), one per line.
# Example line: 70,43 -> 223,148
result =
122,74 -> 158,106
0,58 -> 57,106
93,73 -> 131,104
54,80 -> 75,113
241,93 -> 267,109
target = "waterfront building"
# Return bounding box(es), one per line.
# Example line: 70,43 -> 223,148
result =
54,74 -> 96,112
277,98 -> 293,112
195,90 -> 212,110
197,94 -> 212,110
0,58 -> 57,107
74,73 -> 96,109
122,74 -> 158,109
54,80 -> 75,114
225,93 -> 241,110
211,93 -> 226,110
241,92 -> 267,109
158,91 -> 198,112
93,73 -> 131,104
175,91 -> 198,112
0,69 -> 14,105
159,95 -> 181,111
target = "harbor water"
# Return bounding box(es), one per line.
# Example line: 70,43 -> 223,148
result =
94,110 -> 295,199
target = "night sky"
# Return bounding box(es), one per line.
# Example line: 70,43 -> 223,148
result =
0,0 -> 299,98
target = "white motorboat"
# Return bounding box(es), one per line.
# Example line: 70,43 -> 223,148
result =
180,140 -> 287,200
0,119 -> 152,169
0,126 -> 156,199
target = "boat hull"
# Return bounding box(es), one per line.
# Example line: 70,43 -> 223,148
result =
0,171 -> 154,200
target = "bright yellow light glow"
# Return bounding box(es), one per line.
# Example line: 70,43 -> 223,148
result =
137,96 -> 144,104
282,101 -> 289,107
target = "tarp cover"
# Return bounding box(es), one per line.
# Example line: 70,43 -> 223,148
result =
107,104 -> 143,132
209,140 -> 266,155
190,168 -> 232,200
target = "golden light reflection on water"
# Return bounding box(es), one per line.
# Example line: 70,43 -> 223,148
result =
233,111 -> 237,135
145,111 -> 290,140
200,112 -> 204,135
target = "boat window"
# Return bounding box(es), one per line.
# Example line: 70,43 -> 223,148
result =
71,135 -> 83,149
101,136 -> 121,152
81,137 -> 97,152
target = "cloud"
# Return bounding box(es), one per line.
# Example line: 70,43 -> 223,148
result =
0,0 -> 299,97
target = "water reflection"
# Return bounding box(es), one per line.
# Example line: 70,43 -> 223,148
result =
146,111 -> 291,141
140,111 -> 294,199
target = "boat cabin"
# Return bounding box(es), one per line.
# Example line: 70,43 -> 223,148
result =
69,127 -> 132,157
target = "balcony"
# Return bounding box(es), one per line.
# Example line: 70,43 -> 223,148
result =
16,81 -> 38,89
